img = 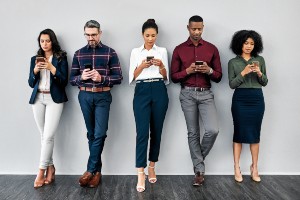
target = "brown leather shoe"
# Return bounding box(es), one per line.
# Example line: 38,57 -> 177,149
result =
79,171 -> 93,187
193,172 -> 204,186
88,172 -> 101,188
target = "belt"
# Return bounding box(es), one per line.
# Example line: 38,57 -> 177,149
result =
183,86 -> 210,92
136,78 -> 164,83
38,90 -> 50,94
80,86 -> 110,92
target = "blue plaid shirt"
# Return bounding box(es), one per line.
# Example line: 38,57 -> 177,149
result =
70,42 -> 123,88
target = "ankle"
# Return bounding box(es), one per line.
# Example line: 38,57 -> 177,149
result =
251,164 -> 258,170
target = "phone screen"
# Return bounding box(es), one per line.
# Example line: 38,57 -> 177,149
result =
84,63 -> 93,70
147,56 -> 154,62
36,57 -> 45,63
195,61 -> 203,65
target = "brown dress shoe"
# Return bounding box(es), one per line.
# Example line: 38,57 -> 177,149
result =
88,172 -> 101,188
193,172 -> 204,186
79,171 -> 93,187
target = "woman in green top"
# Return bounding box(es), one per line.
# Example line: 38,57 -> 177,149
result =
228,30 -> 268,183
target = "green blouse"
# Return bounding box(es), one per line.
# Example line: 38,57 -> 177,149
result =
228,55 -> 268,89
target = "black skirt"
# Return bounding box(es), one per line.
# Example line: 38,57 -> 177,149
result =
231,88 -> 265,143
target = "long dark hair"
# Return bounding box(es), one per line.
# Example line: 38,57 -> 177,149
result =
37,29 -> 66,61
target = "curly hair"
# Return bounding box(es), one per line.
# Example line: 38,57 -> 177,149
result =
230,30 -> 263,57
37,29 -> 66,61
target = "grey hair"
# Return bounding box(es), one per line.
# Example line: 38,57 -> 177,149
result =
84,20 -> 100,30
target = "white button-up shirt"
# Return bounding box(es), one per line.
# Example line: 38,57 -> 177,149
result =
38,55 -> 53,91
129,44 -> 169,85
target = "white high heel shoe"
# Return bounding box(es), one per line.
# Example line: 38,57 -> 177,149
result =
136,172 -> 146,192
148,165 -> 157,183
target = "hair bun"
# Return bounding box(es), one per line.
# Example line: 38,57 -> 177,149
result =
146,19 -> 155,23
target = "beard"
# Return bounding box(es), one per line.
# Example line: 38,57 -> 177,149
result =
88,40 -> 99,48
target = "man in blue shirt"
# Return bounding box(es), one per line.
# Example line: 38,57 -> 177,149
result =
70,20 -> 122,188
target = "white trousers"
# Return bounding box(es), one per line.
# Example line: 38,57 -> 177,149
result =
32,93 -> 64,169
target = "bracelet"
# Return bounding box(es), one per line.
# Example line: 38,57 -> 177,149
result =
159,67 -> 165,71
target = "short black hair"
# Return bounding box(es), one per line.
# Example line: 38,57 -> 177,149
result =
230,30 -> 263,57
189,15 -> 203,23
142,19 -> 158,34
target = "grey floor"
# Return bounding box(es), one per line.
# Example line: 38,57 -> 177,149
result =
0,175 -> 299,200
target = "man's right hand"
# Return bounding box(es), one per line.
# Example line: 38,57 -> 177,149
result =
81,69 -> 94,80
186,63 -> 197,74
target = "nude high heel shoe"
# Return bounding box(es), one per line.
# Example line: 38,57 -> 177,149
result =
234,165 -> 243,183
136,172 -> 146,192
45,165 -> 55,185
148,165 -> 157,183
250,164 -> 261,182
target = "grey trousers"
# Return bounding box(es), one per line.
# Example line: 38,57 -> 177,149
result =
179,89 -> 219,173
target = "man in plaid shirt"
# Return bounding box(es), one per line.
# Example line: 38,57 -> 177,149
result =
70,20 -> 122,188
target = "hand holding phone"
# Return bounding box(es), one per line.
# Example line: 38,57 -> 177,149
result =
81,63 -> 94,80
195,61 -> 204,71
252,61 -> 259,68
84,63 -> 93,71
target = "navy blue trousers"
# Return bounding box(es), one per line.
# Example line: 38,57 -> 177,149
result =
133,81 -> 169,168
78,90 -> 112,173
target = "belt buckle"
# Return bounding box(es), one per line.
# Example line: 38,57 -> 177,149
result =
92,87 -> 96,92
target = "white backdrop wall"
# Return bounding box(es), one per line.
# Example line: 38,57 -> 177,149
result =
0,0 -> 299,175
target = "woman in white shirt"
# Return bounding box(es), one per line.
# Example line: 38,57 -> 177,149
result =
28,29 -> 68,188
129,19 -> 169,192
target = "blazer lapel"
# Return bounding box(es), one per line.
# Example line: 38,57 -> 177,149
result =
50,57 -> 58,84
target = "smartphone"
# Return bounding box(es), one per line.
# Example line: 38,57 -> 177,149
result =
146,56 -> 154,62
195,61 -> 203,65
252,61 -> 259,67
84,63 -> 93,71
36,57 -> 45,63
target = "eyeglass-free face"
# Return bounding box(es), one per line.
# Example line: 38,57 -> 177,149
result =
84,27 -> 101,47
143,28 -> 157,49
242,38 -> 255,55
40,34 -> 52,53
187,22 -> 204,43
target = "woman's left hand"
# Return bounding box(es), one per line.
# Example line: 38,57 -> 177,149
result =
151,59 -> 163,67
40,60 -> 56,75
251,65 -> 262,77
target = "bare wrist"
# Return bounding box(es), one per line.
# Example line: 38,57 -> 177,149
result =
186,69 -> 190,75
257,72 -> 263,77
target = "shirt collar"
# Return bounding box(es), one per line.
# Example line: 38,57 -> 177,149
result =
139,44 -> 158,52
186,37 -> 204,46
237,55 -> 254,60
87,41 -> 103,49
